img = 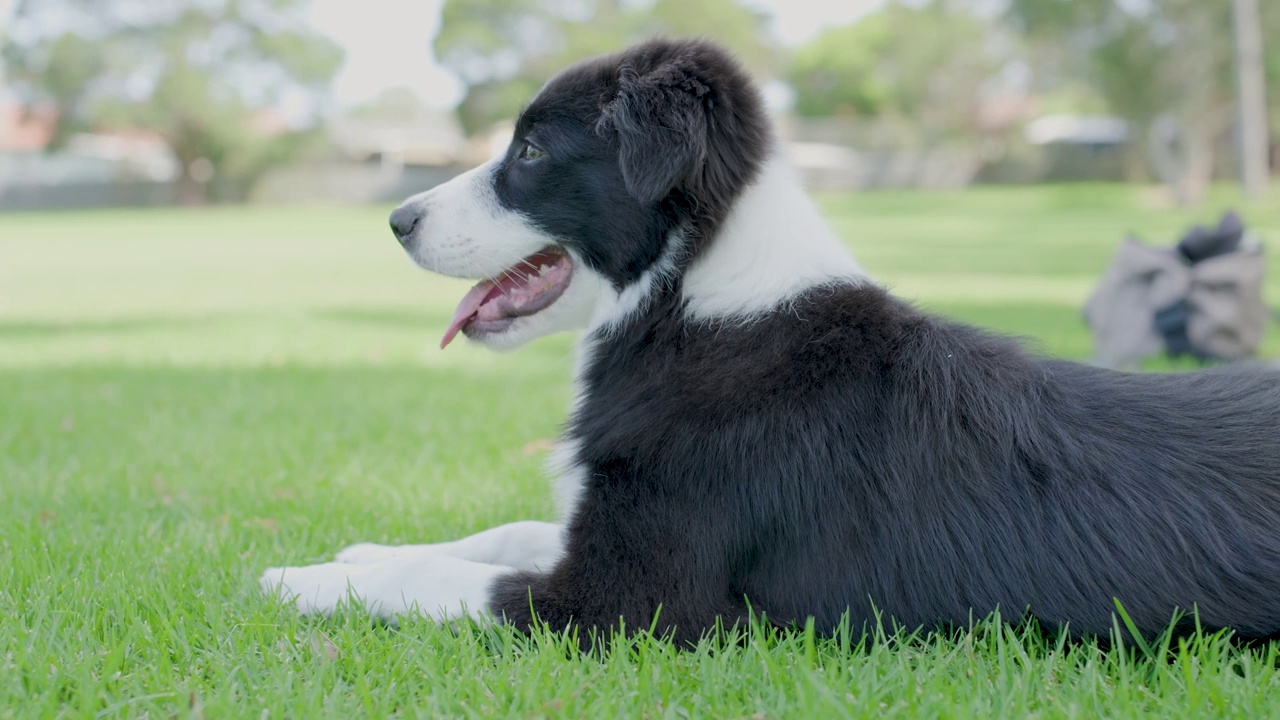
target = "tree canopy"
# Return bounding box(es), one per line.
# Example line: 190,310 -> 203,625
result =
2,0 -> 344,202
788,2 -> 1010,144
433,0 -> 778,135
1005,0 -> 1280,203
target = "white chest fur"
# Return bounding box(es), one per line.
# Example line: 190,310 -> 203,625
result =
548,150 -> 869,519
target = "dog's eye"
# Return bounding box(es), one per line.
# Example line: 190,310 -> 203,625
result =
521,143 -> 546,162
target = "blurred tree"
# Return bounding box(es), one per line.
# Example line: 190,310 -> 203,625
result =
788,13 -> 893,120
788,2 -> 1010,144
1232,0 -> 1268,198
1007,0 -> 1278,205
350,87 -> 435,123
434,0 -> 778,135
2,0 -> 343,203
1263,2 -> 1280,174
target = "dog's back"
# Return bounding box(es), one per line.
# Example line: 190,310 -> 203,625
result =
693,284 -> 1280,639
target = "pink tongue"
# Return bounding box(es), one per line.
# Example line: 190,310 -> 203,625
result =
441,280 -> 498,349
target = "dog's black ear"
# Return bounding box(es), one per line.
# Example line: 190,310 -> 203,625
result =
600,61 -> 710,204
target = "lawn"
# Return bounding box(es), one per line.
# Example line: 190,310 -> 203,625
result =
2,184 -> 1280,718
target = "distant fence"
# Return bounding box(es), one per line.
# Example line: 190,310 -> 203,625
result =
0,179 -> 180,211
8,119 -> 1265,210
0,162 -> 466,212
251,163 -> 466,205
783,118 -> 981,191
788,142 -> 985,191
782,117 -> 1131,191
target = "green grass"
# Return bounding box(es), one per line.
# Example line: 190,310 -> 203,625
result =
3,184 -> 1280,718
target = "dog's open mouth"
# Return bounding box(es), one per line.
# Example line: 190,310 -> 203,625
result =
441,247 -> 573,348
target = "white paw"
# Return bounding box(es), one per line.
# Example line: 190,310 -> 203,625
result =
259,554 -> 508,623
259,562 -> 379,618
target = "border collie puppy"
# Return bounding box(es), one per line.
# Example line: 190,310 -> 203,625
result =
261,38 -> 1280,646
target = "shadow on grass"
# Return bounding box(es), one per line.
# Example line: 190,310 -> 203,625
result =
920,299 -> 1280,364
0,362 -> 570,509
912,299 -> 1093,359
0,316 -> 229,339
0,307 -> 455,338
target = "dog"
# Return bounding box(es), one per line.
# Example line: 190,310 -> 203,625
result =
260,38 -> 1280,646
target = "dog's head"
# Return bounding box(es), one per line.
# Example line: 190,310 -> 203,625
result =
388,38 -> 770,350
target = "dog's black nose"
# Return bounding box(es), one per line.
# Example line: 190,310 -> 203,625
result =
389,205 -> 420,245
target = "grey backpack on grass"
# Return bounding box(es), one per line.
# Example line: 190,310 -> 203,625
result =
1085,212 -> 1267,370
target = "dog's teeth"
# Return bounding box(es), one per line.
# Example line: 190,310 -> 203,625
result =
539,264 -> 551,274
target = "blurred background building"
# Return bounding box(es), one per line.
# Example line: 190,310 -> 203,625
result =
0,0 -> 1274,211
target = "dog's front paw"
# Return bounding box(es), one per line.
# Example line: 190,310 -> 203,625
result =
258,554 -> 507,624
259,562 -> 375,618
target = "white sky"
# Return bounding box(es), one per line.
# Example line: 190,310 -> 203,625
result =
308,0 -> 883,108
0,0 -> 883,108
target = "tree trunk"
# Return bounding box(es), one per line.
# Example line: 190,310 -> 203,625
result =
1121,134 -> 1150,183
171,127 -> 212,206
176,168 -> 208,206
1140,4 -> 1234,206
1232,0 -> 1270,198
1175,131 -> 1215,206
1147,117 -> 1217,207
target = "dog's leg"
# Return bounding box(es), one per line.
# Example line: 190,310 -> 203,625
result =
259,553 -> 510,624
486,499 -> 754,647
332,520 -> 563,571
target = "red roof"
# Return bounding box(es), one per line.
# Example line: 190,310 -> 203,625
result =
0,103 -> 57,151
